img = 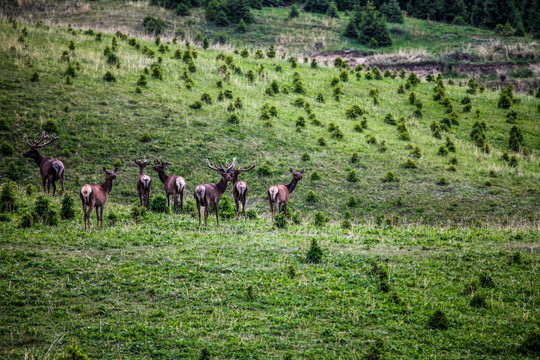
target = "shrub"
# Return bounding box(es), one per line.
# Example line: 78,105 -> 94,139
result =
25,184 -> 36,196
347,195 -> 359,207
367,135 -> 377,144
383,113 -> 396,125
218,195 -> 235,219
189,101 -> 203,110
479,272 -> 495,288
274,213 -> 287,229
1,142 -> 14,155
34,195 -> 49,218
201,92 -> 212,104
341,218 -> 352,229
245,209 -> 257,220
383,171 -> 396,183
256,163 -> 272,176
306,190 -> 317,204
227,114 -> 239,124
43,208 -> 59,226
403,158 -> 417,169
411,146 -> 422,158
346,105 -> 364,119
306,239 -> 323,263
438,146 -> 448,156
346,169 -> 358,182
302,153 -> 310,161
509,126 -> 524,152
469,293 -> 487,308
150,195 -> 168,213
318,137 -> 326,146
436,177 -> 448,186
151,65 -> 163,80
60,195 -> 75,219
139,131 -> 152,142
313,211 -> 328,227
0,182 -> 17,212
408,91 -> 417,105
427,309 -> 449,330
311,171 -> 320,181
103,71 -> 116,82
137,74 -> 147,87
509,155 -> 518,167
520,329 -> 540,355
142,16 -> 166,35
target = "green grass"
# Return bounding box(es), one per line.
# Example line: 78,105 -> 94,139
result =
1,189 -> 539,359
0,19 -> 539,359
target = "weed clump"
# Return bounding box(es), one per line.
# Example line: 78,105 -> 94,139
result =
469,293 -> 487,308
57,340 -> 90,360
427,309 -> 449,330
382,171 -> 396,183
403,158 -> 417,169
103,71 -> 116,82
306,239 -> 323,264
60,194 -> 75,219
313,211 -> 328,227
305,190 -> 317,204
245,209 -> 257,220
273,213 -> 287,229
150,195 -> 168,213
479,272 -> 495,288
0,182 -> 17,212
520,329 -> 540,355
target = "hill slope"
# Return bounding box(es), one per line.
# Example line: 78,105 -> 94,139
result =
0,20 -> 539,226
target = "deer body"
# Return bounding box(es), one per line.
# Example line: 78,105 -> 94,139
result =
80,167 -> 118,231
268,168 -> 304,219
135,160 -> 152,209
23,132 -> 65,195
230,164 -> 256,219
152,160 -> 185,214
194,158 -> 236,227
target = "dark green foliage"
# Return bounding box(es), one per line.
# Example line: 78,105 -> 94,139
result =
367,135 -> 377,144
479,272 -> 495,288
346,169 -> 358,182
310,58 -> 318,69
382,0 -> 404,23
245,209 -> 257,220
266,45 -> 276,58
137,74 -> 147,87
43,208 -> 59,226
347,195 -> 359,207
131,203 -> 146,221
306,239 -> 323,263
0,182 -> 17,212
351,152 -> 359,163
43,119 -> 58,133
411,146 -> 422,158
227,114 -> 240,124
296,116 -> 306,128
436,177 -> 448,186
306,190 -> 317,203
346,105 -> 364,119
470,293 -> 487,308
150,195 -> 168,213
383,113 -> 396,125
273,213 -> 287,229
407,72 -> 420,86
310,171 -> 321,181
103,71 -> 116,82
201,92 -> 212,104
509,155 -> 518,167
506,111 -> 517,124
218,195 -> 235,219
427,309 -> 449,330
508,126 -> 524,152
289,4 -> 299,19
60,195 -> 75,220
383,171 -> 396,182
313,211 -> 328,227
142,16 -> 166,35
498,84 -> 514,109
34,195 -> 49,218
326,1 -> 339,18
19,211 -> 35,228
397,119 -> 410,141
346,1 -> 392,47
403,158 -> 417,169
445,137 -> 456,153
25,184 -> 36,196
1,141 -> 13,155
190,101 -> 203,109
302,153 -> 311,161
30,71 -> 39,82
139,131 -> 152,142
409,91 -> 417,105
397,84 -> 405,94
520,329 -> 540,355
151,65 -> 163,80
57,340 -> 90,360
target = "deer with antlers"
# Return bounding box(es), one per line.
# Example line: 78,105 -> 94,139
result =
134,160 -> 152,209
230,163 -> 256,219
152,159 -> 185,214
268,168 -> 304,219
80,167 -> 118,231
194,158 -> 236,227
23,131 -> 65,195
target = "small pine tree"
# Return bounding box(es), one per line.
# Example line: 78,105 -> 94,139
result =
326,1 -> 339,18
237,18 -> 248,32
289,4 -> 299,19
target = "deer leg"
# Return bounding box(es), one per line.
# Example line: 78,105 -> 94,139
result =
87,203 -> 95,232
196,201 -> 202,227
234,196 -> 240,220
60,175 -> 65,195
167,194 -> 170,209
274,200 -> 279,218
180,191 -> 184,213
204,205 -> 209,227
283,202 -> 288,219
139,193 -> 143,207
81,198 -> 87,231
52,180 -> 57,196
174,193 -> 179,215
215,202 -> 220,227
47,180 -> 51,195
242,196 -> 247,219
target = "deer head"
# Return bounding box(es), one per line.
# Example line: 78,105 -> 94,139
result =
206,158 -> 237,181
290,167 -> 304,181
135,159 -> 151,174
23,131 -> 59,158
103,167 -> 118,180
230,163 -> 256,182
152,159 -> 172,173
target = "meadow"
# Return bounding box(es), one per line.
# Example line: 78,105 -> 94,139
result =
0,15 -> 539,359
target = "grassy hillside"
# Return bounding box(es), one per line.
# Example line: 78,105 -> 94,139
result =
0,20 -> 538,225
0,19 -> 539,360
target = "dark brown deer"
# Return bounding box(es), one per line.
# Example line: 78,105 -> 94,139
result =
152,159 -> 185,214
80,167 -> 118,231
230,163 -> 256,219
134,159 -> 152,209
268,168 -> 304,219
23,131 -> 65,195
194,158 -> 236,227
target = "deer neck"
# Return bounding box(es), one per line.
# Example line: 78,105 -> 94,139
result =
286,178 -> 299,194
138,168 -> 145,176
157,170 -> 169,184
102,178 -> 115,194
216,177 -> 229,195
31,151 -> 46,167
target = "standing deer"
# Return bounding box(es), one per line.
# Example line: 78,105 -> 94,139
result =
268,168 -> 304,219
230,163 -> 256,219
152,159 -> 185,214
80,167 -> 118,231
194,158 -> 236,227
23,131 -> 65,195
134,159 -> 152,209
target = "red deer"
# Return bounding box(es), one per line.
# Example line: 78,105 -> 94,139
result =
152,159 -> 185,214
134,159 -> 152,209
80,167 -> 118,231
194,158 -> 236,227
230,163 -> 256,219
268,168 -> 304,218
23,131 -> 65,195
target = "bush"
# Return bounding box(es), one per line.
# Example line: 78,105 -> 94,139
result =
245,209 -> 257,220
436,177 -> 448,186
139,131 -> 152,143
103,71 -> 116,82
25,184 -> 36,196
509,155 -> 518,167
18,211 -> 34,228
427,309 -> 449,330
0,182 -> 17,212
61,194 -> 75,219
479,272 -> 495,288
43,119 -> 58,133
403,158 -> 417,169
142,16 -> 166,35
311,171 -> 320,181
306,190 -> 317,204
346,169 -> 358,182
301,153 -> 310,161
318,137 -> 326,146
346,105 -> 364,119
227,114 -> 240,124
347,195 -> 359,207
469,293 -> 487,308
150,195 -> 169,213
1,142 -> 13,155
189,101 -> 203,110
34,195 -> 49,218
305,239 -> 323,263
256,163 -> 272,176
218,195 -> 235,219
274,213 -> 287,229
57,340 -> 90,360
509,126 -> 524,152
382,171 -> 396,183
43,208 -> 59,226
520,329 -> 540,355
313,211 -> 328,227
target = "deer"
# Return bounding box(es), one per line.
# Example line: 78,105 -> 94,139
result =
152,159 -> 185,214
268,168 -> 304,219
194,158 -> 236,227
23,131 -> 65,195
134,159 -> 152,209
230,163 -> 256,219
80,167 -> 118,231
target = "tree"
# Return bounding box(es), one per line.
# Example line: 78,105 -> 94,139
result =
215,9 -> 229,26
304,0 -> 330,14
327,0 -> 339,17
441,0 -> 467,23
289,4 -> 299,18
142,16 -> 166,35
382,0 -> 404,23
482,0 -> 514,29
205,0 -> 219,21
237,18 -> 248,32
223,0 -> 253,24
356,1 -> 392,47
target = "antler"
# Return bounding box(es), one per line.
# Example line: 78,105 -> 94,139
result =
206,159 -> 224,172
226,158 -> 237,172
27,131 -> 51,148
238,164 -> 256,172
33,132 -> 59,149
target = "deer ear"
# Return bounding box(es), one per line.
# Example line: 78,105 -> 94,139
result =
300,169 -> 304,174
114,168 -> 119,173
289,167 -> 294,173
103,167 -> 107,172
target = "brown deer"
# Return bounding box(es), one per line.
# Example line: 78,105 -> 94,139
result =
268,168 -> 304,219
152,159 -> 185,214
23,131 -> 65,195
230,163 -> 256,219
134,159 -> 152,209
80,167 -> 118,231
194,158 -> 236,227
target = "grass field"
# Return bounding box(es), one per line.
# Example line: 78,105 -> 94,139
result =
0,16 -> 539,359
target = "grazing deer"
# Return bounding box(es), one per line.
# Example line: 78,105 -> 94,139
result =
135,159 -> 152,209
152,159 -> 185,214
23,131 -> 65,195
230,163 -> 256,219
194,158 -> 236,227
268,168 -> 304,219
80,167 -> 118,231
